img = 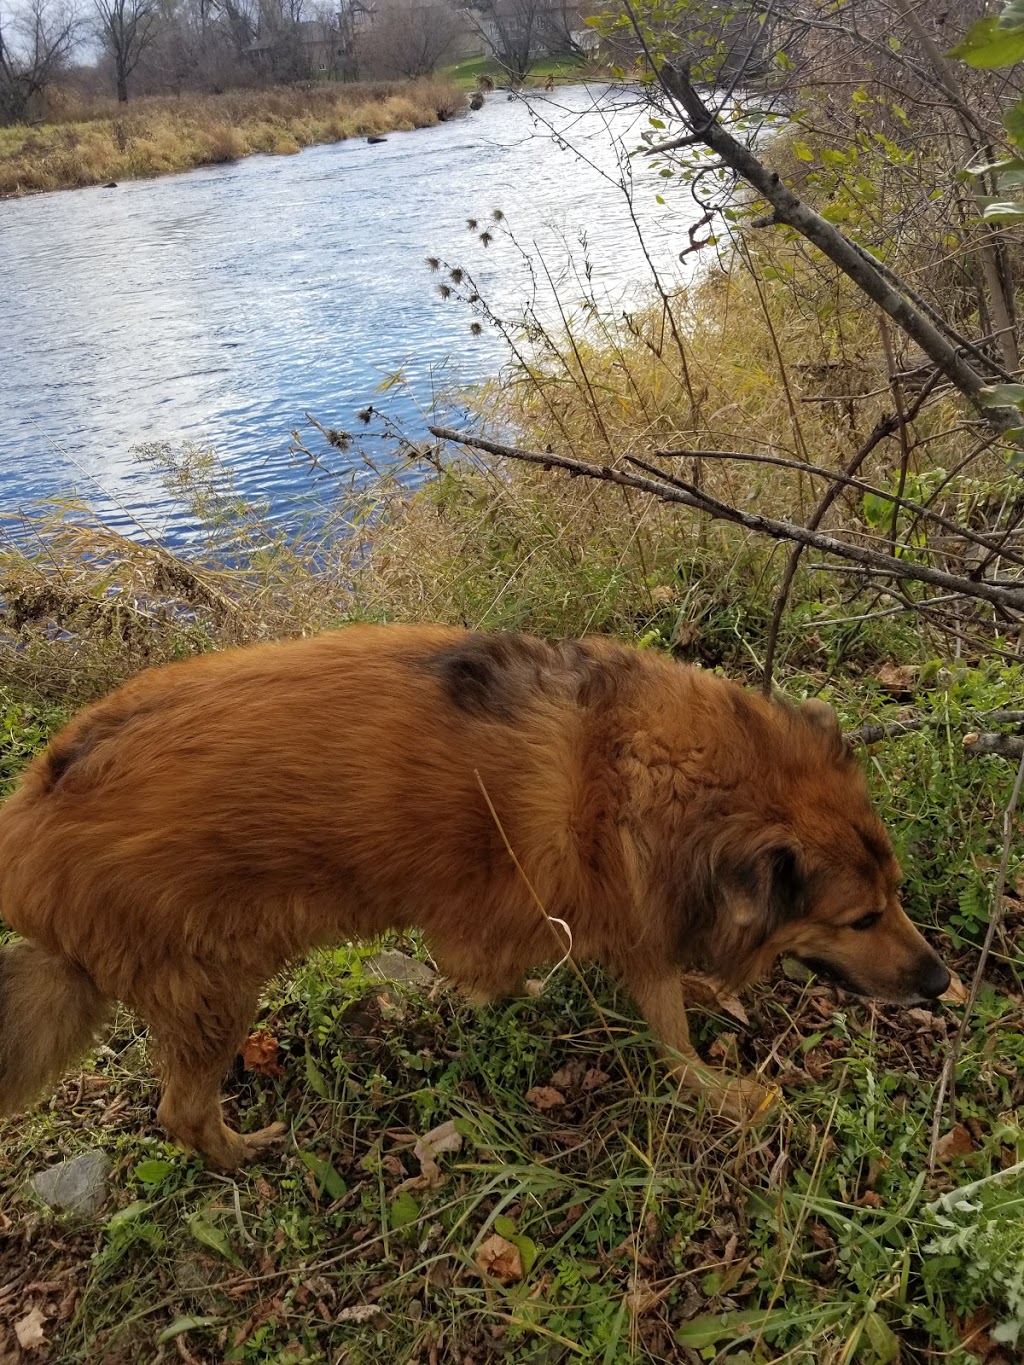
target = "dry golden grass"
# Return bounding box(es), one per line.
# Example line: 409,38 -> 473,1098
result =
0,80 -> 465,196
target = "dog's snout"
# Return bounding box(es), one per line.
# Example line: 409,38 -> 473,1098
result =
917,957 -> 951,1000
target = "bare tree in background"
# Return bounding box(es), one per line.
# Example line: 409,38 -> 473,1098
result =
0,0 -> 80,124
356,0 -> 464,78
93,0 -> 159,100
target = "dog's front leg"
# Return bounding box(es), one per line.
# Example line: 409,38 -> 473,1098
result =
628,974 -> 778,1124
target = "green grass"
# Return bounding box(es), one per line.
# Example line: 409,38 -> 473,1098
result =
443,54 -> 587,89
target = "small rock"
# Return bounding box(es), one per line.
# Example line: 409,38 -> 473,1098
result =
31,1150 -> 112,1216
469,93 -> 484,110
102,180 -> 117,188
367,135 -> 387,145
365,950 -> 435,986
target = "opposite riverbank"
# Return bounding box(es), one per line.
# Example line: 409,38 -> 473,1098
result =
0,80 -> 466,197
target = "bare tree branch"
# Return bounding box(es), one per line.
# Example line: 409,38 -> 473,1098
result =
655,61 -> 1024,439
427,424 -> 1024,612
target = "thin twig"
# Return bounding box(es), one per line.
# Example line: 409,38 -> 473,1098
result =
928,747 -> 1024,1170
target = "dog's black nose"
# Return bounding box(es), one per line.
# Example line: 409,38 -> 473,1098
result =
918,959 -> 951,1000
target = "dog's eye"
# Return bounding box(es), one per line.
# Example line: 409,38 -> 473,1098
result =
848,911 -> 883,932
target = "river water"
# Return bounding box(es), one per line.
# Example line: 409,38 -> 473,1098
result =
0,84 -> 700,544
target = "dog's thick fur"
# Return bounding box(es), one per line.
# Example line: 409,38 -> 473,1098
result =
0,625 -> 948,1167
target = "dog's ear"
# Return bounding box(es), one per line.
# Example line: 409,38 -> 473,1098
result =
721,840 -> 807,933
677,827 -> 808,981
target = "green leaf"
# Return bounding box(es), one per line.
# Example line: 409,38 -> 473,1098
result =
863,1311 -> 900,1363
674,1308 -> 788,1349
1006,100 -> 1024,148
298,1151 -> 347,1201
188,1213 -> 242,1266
389,1190 -> 420,1230
305,1051 -> 329,1098
980,200 -> 1024,222
862,491 -> 891,528
648,116 -> 665,129
106,1199 -> 151,1227
493,1214 -> 516,1237
134,1159 -> 175,1184
978,383 -> 1024,407
157,1316 -> 220,1345
793,141 -> 814,162
948,16 -> 1024,69
509,1232 -> 539,1274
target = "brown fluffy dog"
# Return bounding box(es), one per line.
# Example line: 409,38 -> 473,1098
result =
0,625 -> 949,1167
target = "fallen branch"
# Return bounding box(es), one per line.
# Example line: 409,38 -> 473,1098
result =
426,427 -> 1024,614
962,733 -> 1024,760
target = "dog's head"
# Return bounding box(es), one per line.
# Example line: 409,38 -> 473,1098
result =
685,697 -> 949,1004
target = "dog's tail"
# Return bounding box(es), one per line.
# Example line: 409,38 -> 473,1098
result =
0,940 -> 109,1115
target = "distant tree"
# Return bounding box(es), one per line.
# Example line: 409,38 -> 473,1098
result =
93,0 -> 159,100
465,0 -> 578,85
356,0 -> 464,79
0,0 -> 80,124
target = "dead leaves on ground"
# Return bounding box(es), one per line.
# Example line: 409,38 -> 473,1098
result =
14,1309 -> 47,1351
474,1233 -> 523,1284
240,1028 -> 283,1077
395,1119 -> 463,1193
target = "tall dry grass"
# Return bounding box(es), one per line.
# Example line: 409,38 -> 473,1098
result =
0,80 -> 465,196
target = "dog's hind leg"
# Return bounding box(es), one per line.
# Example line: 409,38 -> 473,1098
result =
142,981 -> 285,1170
626,974 -> 778,1125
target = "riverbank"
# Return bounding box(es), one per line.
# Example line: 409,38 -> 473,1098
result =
0,80 -> 466,197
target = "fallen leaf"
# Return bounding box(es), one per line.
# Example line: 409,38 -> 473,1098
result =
940,971 -> 970,1006
403,1119 -> 463,1190
876,663 -> 916,695
525,1086 -> 565,1112
582,1067 -> 610,1091
549,1062 -> 585,1090
241,1028 -> 283,1077
680,972 -> 749,1024
336,1304 -> 380,1323
15,1308 -> 47,1350
936,1123 -> 974,1162
855,1190 -> 882,1208
625,1279 -> 669,1315
708,1031 -> 739,1065
475,1233 -> 523,1283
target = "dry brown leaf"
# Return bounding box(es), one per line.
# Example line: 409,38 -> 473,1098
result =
679,972 -> 749,1024
15,1307 -> 47,1351
708,1031 -> 739,1065
336,1304 -> 380,1323
625,1280 -> 669,1316
876,663 -> 916,695
525,1086 -> 565,1112
549,1062 -> 585,1090
936,1123 -> 975,1163
412,1119 -> 462,1187
940,971 -> 970,1006
475,1233 -> 523,1283
241,1028 -> 283,1077
582,1067 -> 610,1091
855,1190 -> 882,1209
